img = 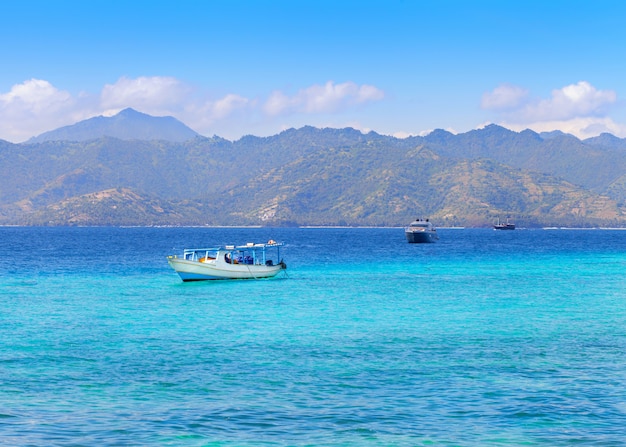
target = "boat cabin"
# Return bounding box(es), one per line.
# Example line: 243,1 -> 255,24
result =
182,242 -> 282,267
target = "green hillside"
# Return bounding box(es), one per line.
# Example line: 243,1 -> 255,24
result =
2,124 -> 626,227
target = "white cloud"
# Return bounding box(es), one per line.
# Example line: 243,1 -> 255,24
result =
392,131 -> 414,139
481,84 -> 528,111
213,94 -> 250,119
3,76 -> 624,143
0,79 -> 78,141
100,76 -> 190,115
264,81 -> 384,116
532,81 -> 616,121
0,76 -> 386,142
482,81 -> 623,138
504,117 -> 626,140
101,76 -> 255,132
0,78 -> 71,109
264,91 -> 295,116
179,94 -> 254,136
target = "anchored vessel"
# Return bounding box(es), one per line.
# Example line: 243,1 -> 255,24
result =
405,219 -> 439,243
168,241 -> 286,281
494,217 -> 515,230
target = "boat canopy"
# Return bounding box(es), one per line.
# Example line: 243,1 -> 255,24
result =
181,242 -> 283,263
182,242 -> 283,254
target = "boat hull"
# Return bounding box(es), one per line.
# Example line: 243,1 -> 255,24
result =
168,257 -> 285,281
405,230 -> 438,243
494,224 -> 515,230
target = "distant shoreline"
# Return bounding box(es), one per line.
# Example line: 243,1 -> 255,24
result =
3,225 -> 626,230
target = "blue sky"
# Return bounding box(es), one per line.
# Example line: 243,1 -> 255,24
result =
1,0 -> 625,142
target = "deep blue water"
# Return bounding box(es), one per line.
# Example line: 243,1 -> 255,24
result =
1,227 -> 626,446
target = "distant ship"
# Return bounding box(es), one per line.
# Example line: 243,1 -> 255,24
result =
405,218 -> 439,243
494,217 -> 515,230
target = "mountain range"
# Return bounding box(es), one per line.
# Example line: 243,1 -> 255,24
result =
2,108 -> 626,227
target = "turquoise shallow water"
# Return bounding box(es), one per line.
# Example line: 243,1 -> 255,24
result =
1,227 -> 626,446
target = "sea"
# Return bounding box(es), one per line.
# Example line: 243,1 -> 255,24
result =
1,226 -> 626,446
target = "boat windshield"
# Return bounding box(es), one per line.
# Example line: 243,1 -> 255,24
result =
183,248 -> 220,261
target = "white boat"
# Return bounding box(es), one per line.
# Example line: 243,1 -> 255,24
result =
405,219 -> 439,243
168,241 -> 286,281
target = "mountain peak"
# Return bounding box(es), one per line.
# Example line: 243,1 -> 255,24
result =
28,109 -> 200,143
117,107 -> 142,116
116,108 -> 154,119
584,132 -> 626,149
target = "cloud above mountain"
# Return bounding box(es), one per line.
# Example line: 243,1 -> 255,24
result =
100,76 -> 190,113
0,76 -> 386,143
264,81 -> 385,115
0,79 -> 78,139
482,81 -> 625,138
1,76 -> 624,143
